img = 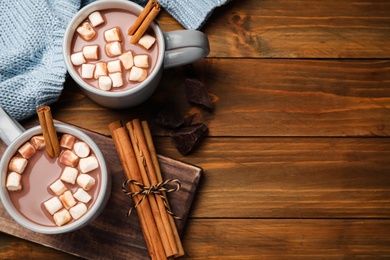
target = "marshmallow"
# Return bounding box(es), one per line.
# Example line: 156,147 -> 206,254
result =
69,203 -> 88,220
44,196 -> 63,215
18,142 -> 36,159
70,52 -> 86,66
105,41 -> 122,57
73,188 -> 92,203
79,156 -> 99,173
60,134 -> 76,149
73,141 -> 90,158
30,135 -> 45,150
60,166 -> 79,185
8,157 -> 28,174
134,55 -> 149,68
77,174 -> 96,191
119,51 -> 134,70
98,76 -> 112,91
129,67 -> 148,82
53,209 -> 71,226
49,179 -> 67,196
94,62 -> 108,79
81,63 -> 96,79
6,172 -> 22,191
59,150 -> 79,168
88,11 -> 105,27
76,22 -> 96,41
138,34 -> 156,50
83,45 -> 99,60
109,72 -> 124,88
59,190 -> 77,210
104,27 -> 122,42
107,60 -> 122,73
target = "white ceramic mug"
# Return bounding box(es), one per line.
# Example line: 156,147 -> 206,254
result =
63,0 -> 210,108
0,107 -> 111,234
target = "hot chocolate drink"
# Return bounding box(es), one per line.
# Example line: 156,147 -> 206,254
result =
70,8 -> 159,92
6,133 -> 101,227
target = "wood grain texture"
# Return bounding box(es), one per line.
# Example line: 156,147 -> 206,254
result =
202,0 -> 390,58
52,59 -> 390,137
2,0 -> 390,258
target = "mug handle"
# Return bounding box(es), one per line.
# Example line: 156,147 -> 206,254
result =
0,107 -> 25,146
163,30 -> 210,69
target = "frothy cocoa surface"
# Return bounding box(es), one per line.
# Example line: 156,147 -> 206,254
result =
71,8 -> 159,91
8,139 -> 101,227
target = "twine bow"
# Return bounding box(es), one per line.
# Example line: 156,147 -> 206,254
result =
122,178 -> 181,219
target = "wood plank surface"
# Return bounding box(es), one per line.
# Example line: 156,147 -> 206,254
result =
2,0 -> 390,258
52,59 -> 390,137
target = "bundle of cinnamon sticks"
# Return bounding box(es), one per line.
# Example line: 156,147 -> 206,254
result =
108,119 -> 184,260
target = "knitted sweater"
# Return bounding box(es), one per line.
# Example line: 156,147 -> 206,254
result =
0,0 -> 230,121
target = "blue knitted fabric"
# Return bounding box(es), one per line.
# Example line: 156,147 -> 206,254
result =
0,0 -> 230,121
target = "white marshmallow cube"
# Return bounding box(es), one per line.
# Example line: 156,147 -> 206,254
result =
60,166 -> 79,185
88,11 -> 104,27
79,156 -> 99,173
59,190 -> 77,209
81,63 -> 96,79
44,196 -> 63,215
119,51 -> 134,70
77,174 -> 96,191
6,172 -> 22,191
73,188 -> 92,203
60,134 -> 76,149
83,45 -> 99,60
105,41 -> 122,57
107,60 -> 122,73
53,209 -> 71,226
30,135 -> 45,150
70,203 -> 88,220
9,157 -> 28,174
70,52 -> 86,66
104,27 -> 122,42
94,62 -> 108,79
98,76 -> 112,91
134,55 -> 149,68
49,179 -> 67,196
138,34 -> 156,50
76,22 -> 96,41
109,72 -> 124,88
18,142 -> 36,159
129,67 -> 148,82
59,150 -> 79,167
73,141 -> 91,158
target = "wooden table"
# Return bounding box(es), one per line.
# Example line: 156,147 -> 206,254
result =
1,0 -> 390,258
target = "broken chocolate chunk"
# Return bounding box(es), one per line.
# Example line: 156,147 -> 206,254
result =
171,123 -> 208,155
155,103 -> 185,128
185,78 -> 214,112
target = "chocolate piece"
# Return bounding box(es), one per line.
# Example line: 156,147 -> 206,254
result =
171,123 -> 208,155
185,78 -> 214,112
155,103 -> 185,128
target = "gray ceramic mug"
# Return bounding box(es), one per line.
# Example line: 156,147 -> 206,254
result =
63,0 -> 210,108
0,107 -> 111,234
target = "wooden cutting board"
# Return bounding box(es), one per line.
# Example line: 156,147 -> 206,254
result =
0,120 -> 202,259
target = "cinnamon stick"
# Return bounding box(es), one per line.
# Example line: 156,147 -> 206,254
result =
142,121 -> 185,257
36,106 -> 60,158
108,122 -> 166,260
129,0 -> 160,44
126,120 -> 178,257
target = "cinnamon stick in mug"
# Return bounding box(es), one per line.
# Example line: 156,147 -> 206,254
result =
129,0 -> 160,44
37,106 -> 60,158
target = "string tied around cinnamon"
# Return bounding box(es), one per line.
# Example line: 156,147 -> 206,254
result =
122,178 -> 182,220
